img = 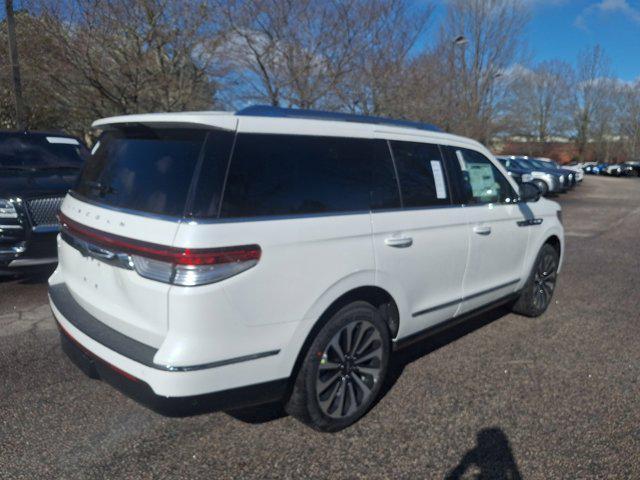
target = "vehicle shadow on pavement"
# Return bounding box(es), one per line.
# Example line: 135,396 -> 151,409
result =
445,427 -> 522,480
380,305 -> 510,401
227,305 -> 511,426
226,401 -> 288,424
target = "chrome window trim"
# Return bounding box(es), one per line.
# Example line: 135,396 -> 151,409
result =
412,279 -> 521,318
70,189 -> 470,226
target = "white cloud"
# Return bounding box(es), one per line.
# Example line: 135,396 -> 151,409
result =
575,0 -> 640,29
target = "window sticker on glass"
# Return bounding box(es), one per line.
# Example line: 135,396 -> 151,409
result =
430,160 -> 447,199
46,136 -> 80,146
468,164 -> 499,202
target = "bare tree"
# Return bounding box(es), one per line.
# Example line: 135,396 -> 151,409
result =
328,0 -> 433,117
214,0 -> 366,109
430,0 -> 530,143
0,9 -> 71,130
572,45 -> 610,160
501,60 -> 574,144
590,78 -> 620,162
616,81 -> 640,161
1,0 -> 633,159
24,0 -> 222,134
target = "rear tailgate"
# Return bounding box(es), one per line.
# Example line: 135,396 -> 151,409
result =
58,194 -> 177,348
54,122 -> 236,349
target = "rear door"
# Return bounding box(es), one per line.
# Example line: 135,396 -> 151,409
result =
57,124 -> 235,348
169,128 -> 378,361
370,135 -> 469,339
444,146 -> 529,313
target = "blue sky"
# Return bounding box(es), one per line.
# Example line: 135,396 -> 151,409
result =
527,0 -> 640,81
431,0 -> 640,82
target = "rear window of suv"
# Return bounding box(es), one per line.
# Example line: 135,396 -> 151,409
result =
75,127 -> 233,217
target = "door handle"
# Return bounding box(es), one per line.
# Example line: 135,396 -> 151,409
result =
384,236 -> 413,248
473,225 -> 492,235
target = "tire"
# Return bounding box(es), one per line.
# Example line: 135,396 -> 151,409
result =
532,179 -> 548,196
285,301 -> 390,432
512,244 -> 559,317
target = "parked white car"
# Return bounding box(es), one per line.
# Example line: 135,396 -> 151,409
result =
537,157 -> 584,182
49,106 -> 564,431
605,164 -> 624,176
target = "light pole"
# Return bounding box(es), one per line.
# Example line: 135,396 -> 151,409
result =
5,0 -> 25,130
451,35 -> 468,132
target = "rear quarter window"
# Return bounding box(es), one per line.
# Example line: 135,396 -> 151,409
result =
389,140 -> 450,208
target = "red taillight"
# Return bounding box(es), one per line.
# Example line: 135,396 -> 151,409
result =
59,212 -> 261,285
175,247 -> 261,266
59,212 -> 261,265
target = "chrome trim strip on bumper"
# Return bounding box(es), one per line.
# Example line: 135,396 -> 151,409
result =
161,350 -> 282,372
8,257 -> 57,267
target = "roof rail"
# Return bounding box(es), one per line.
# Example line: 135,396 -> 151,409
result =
235,105 -> 442,132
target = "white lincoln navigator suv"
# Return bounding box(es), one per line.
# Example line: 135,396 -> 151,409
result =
49,106 -> 563,431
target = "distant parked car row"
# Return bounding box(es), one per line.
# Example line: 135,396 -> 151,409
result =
496,155 -> 582,197
581,161 -> 640,177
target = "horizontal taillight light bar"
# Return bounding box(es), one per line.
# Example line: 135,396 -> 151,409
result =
59,212 -> 261,265
58,212 -> 261,285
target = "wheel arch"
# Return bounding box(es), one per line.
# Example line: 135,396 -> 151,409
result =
545,234 -> 562,258
286,285 -> 399,389
535,227 -> 564,274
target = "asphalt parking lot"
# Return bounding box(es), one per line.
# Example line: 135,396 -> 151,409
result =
1,175 -> 639,479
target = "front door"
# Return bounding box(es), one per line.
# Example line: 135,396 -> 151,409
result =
447,147 -> 530,313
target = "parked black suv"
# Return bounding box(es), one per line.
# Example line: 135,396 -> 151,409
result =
0,131 -> 88,274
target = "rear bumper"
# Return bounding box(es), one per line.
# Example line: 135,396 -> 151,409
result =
58,323 -> 288,415
50,282 -> 290,412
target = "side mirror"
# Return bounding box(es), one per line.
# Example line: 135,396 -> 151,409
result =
520,182 -> 541,203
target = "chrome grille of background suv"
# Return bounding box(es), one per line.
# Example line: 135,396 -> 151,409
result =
26,196 -> 64,227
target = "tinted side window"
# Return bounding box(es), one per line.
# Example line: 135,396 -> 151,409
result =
220,134 -> 399,218
188,130 -> 235,218
454,148 -> 517,204
370,140 -> 401,211
389,141 -> 449,208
